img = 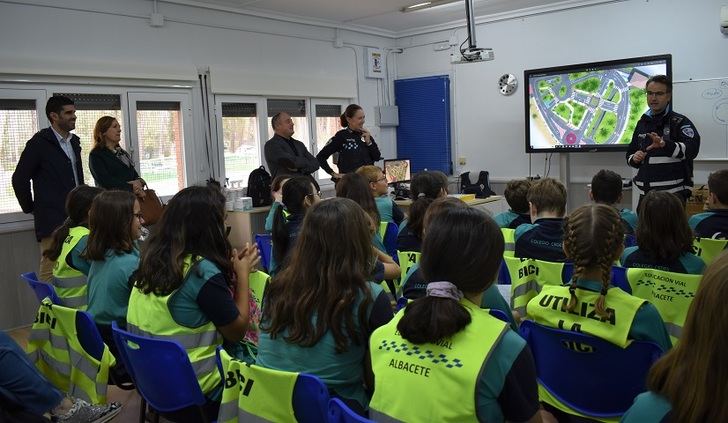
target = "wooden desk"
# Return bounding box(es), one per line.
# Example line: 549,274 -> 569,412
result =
395,195 -> 506,217
226,206 -> 271,249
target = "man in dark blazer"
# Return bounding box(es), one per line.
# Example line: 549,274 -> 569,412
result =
12,96 -> 84,281
264,112 -> 319,178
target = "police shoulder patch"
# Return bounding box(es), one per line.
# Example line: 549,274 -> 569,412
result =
681,125 -> 695,138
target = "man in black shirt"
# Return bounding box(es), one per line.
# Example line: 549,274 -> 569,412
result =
626,75 -> 700,207
263,112 -> 319,178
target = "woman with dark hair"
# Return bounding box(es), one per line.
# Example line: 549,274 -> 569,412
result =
89,116 -> 145,195
126,186 -> 258,417
84,191 -> 141,336
623,252 -> 728,423
370,207 -> 544,422
621,191 -> 704,274
397,170 -> 449,252
316,104 -> 381,179
270,175 -> 320,275
43,185 -> 103,309
257,198 -> 394,414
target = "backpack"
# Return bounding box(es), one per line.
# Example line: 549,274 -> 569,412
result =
246,166 -> 273,207
460,171 -> 496,198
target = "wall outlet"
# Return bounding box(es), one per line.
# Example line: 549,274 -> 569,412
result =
458,156 -> 467,165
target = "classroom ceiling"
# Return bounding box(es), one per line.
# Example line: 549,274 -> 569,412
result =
186,0 -> 589,35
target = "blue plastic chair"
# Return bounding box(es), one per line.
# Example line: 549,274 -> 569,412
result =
519,320 -> 663,419
214,347 -> 329,422
112,322 -> 214,423
255,233 -> 273,272
624,234 -> 637,248
20,272 -> 62,304
328,398 -> 373,423
381,222 -> 399,263
488,308 -> 510,323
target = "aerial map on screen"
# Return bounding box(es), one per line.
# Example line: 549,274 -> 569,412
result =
527,58 -> 669,151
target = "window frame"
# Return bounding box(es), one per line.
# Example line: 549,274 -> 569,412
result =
309,98 -> 350,186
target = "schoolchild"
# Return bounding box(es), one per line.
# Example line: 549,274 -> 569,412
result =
396,170 -> 448,252
127,186 -> 259,419
257,198 -> 394,414
623,252 -> 728,423
356,165 -> 404,226
264,175 -> 290,232
589,169 -> 638,234
43,185 -> 104,309
688,169 -> 728,239
526,203 -> 671,420
494,179 -> 532,229
370,206 -> 544,422
270,175 -> 320,275
399,197 -> 516,330
621,191 -> 704,274
514,178 -> 568,262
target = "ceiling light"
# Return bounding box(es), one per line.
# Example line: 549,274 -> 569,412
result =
401,0 -> 462,13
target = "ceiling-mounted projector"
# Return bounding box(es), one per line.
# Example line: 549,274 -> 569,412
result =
453,0 -> 495,64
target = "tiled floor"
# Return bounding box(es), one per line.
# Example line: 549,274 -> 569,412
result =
6,326 -> 149,423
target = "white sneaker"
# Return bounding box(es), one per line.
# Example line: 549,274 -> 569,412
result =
54,398 -> 122,423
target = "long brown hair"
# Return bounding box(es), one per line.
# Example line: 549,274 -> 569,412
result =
83,190 -> 136,260
261,198 -> 375,353
92,116 -> 117,151
408,171 -> 448,239
336,173 -> 380,225
636,191 -> 693,262
44,185 -> 104,260
562,204 -> 624,319
133,186 -> 233,296
646,252 -> 728,422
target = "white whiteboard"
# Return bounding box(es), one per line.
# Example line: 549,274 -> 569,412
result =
673,78 -> 728,159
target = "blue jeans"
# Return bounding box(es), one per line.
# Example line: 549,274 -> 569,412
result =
0,331 -> 63,416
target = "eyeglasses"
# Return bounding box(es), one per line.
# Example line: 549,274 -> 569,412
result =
307,191 -> 322,198
645,90 -> 667,97
375,176 -> 387,182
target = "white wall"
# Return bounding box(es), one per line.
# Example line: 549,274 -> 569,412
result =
395,0 -> 728,204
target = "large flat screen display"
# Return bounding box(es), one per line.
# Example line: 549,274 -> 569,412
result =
525,54 -> 671,153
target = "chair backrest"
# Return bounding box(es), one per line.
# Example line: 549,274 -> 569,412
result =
380,221 -> 399,263
488,308 -> 510,323
111,321 -> 207,413
328,398 -> 373,423
624,234 -> 637,248
519,320 -> 663,419
20,272 -> 62,304
216,347 -> 329,423
75,309 -> 105,361
255,233 -> 273,272
692,237 -> 728,266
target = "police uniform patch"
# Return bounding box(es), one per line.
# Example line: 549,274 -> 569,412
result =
681,126 -> 695,138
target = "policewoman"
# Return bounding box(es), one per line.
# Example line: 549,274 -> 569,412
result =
525,204 -> 671,421
370,207 -> 542,422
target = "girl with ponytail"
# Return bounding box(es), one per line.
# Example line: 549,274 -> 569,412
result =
370,207 -> 545,422
396,170 -> 448,252
43,185 -> 104,308
525,203 -> 671,420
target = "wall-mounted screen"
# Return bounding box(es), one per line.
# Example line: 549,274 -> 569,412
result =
525,54 -> 672,153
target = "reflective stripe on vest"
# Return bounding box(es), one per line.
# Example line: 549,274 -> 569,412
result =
126,255 -> 223,395
692,237 -> 728,266
218,348 -> 298,423
626,268 -> 701,344
506,257 -> 565,317
52,226 -> 90,310
526,285 -> 644,348
369,300 -> 507,422
25,299 -> 114,404
501,228 -> 516,257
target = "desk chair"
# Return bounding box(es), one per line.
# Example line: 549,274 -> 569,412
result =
216,347 -> 329,423
519,320 -> 663,419
111,322 -> 214,423
328,398 -> 373,423
20,272 -> 62,305
254,233 -> 273,272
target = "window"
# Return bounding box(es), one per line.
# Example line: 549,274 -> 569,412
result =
56,93 -> 123,185
266,99 -> 310,151
312,102 -> 345,180
0,99 -> 38,214
220,101 -> 261,188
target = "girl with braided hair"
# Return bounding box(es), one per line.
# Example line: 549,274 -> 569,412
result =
525,203 -> 671,420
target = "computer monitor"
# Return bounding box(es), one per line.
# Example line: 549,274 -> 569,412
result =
383,159 -> 411,184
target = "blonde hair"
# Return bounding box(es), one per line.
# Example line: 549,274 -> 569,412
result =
562,204 -> 624,319
355,165 -> 383,183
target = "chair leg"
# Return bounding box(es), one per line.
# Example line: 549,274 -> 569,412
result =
138,397 -> 146,423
